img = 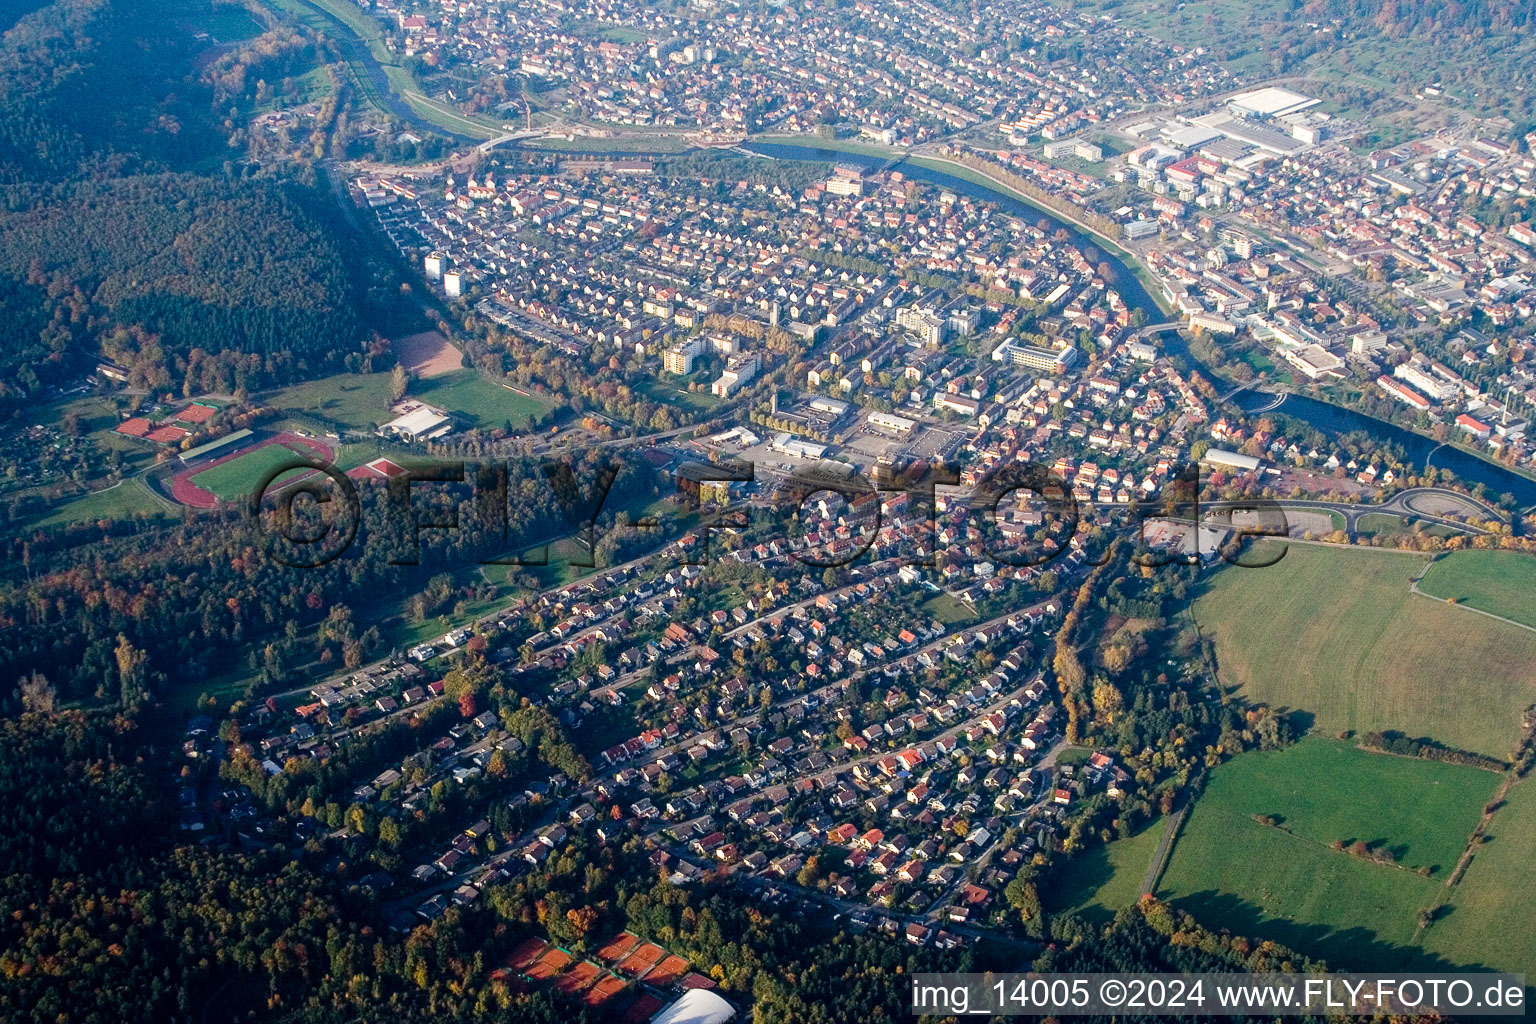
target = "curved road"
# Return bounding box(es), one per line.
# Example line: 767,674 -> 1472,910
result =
1257,486 -> 1505,539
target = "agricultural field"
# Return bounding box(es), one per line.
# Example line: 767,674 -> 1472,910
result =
1194,738 -> 1494,875
1157,739 -> 1495,970
1047,817 -> 1165,926
1419,776 -> 1536,977
1191,543 -> 1536,758
1417,550 -> 1536,629
190,442 -> 321,501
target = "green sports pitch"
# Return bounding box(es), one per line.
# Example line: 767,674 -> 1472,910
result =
190,442 -> 323,501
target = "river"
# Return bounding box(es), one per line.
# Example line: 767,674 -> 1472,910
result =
507,136 -> 1536,507
742,141 -> 1162,315
745,142 -> 1536,506
289,0 -> 479,141
1157,334 -> 1536,507
1242,391 -> 1536,507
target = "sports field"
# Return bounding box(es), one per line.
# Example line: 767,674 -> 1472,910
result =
264,372 -> 395,430
1417,549 -> 1536,629
1420,776 -> 1536,977
412,369 -> 553,428
1192,543 -> 1536,758
1047,817 -> 1165,926
1158,739 -> 1495,970
190,442 -> 321,501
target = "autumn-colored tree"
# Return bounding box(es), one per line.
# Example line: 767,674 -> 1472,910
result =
114,634 -> 149,707
565,905 -> 599,939
1091,680 -> 1124,723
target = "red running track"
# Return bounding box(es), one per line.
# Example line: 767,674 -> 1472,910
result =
169,433 -> 336,508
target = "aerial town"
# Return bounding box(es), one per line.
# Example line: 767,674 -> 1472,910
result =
6,0 -> 1536,1022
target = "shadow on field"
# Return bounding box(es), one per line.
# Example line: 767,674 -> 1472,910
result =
1044,847 -> 1118,929
1173,890 -> 1468,973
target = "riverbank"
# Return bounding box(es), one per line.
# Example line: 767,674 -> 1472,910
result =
1161,331 -> 1536,508
1269,390 -> 1536,505
261,0 -> 500,139
742,139 -> 1171,317
743,135 -> 1173,314
903,153 -> 1173,315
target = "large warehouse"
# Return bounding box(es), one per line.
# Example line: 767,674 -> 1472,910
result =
1227,86 -> 1320,120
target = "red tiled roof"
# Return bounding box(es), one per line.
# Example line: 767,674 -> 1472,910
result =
346,457 -> 410,482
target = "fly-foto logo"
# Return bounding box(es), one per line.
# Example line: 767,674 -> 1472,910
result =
248,454 -> 1293,570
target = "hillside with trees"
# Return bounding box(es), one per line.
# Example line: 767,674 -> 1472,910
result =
0,450 -> 647,707
0,0 -> 389,408
0,175 -> 368,400
0,0 -> 227,183
1067,0 -> 1536,121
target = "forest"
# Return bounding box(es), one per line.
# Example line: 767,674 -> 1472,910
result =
0,174 -> 367,400
0,0 -> 226,184
0,450 -> 651,706
0,0 -> 413,409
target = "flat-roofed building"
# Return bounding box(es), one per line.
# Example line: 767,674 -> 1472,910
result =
1200,448 -> 1262,473
990,339 -> 1079,373
1227,87 -> 1320,120
382,404 -> 453,440
1281,344 -> 1344,380
866,411 -> 917,437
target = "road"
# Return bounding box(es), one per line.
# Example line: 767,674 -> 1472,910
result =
642,674 -> 1065,937
286,0 -> 483,141
258,542 -> 675,711
1140,802 -> 1187,898
1263,486 -> 1503,540
609,584 -> 1067,779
